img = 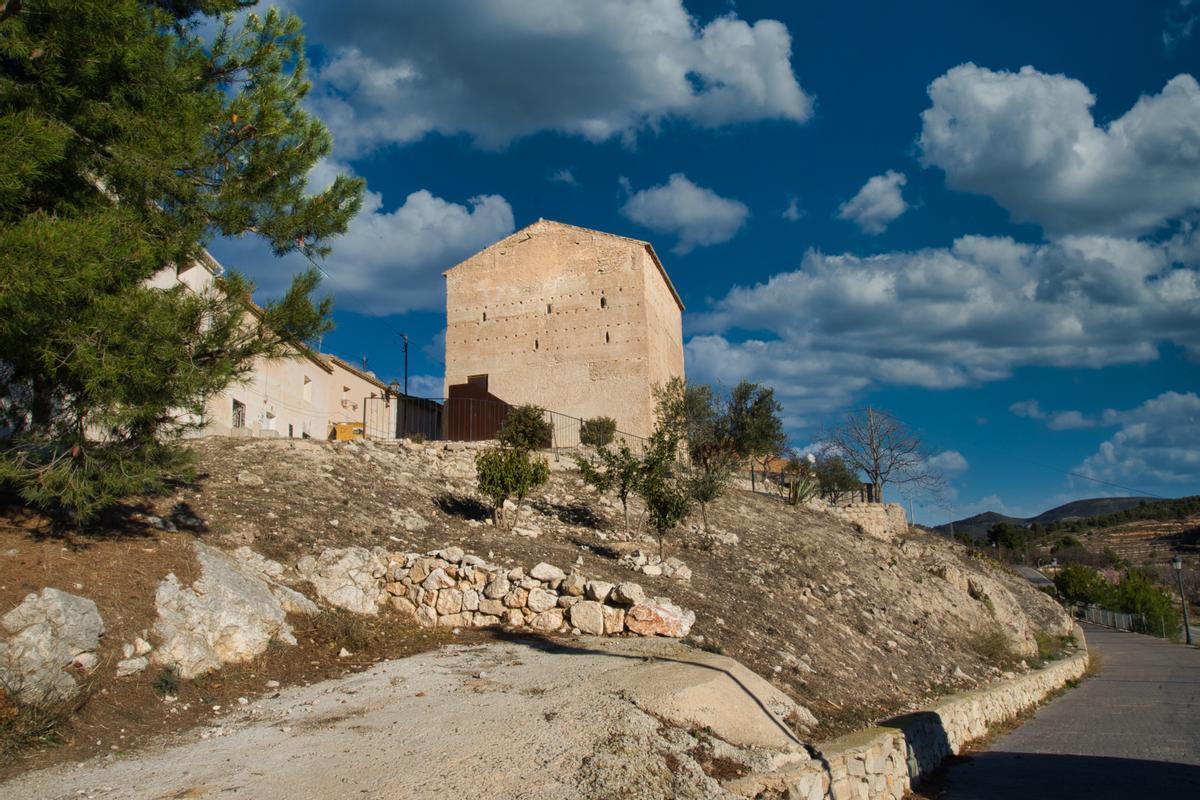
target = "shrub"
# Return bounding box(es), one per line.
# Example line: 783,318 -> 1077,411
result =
1115,569 -> 1180,639
783,454 -> 818,506
580,416 -> 617,448
475,445 -> 550,527
966,626 -> 1021,669
497,405 -> 553,450
1054,563 -> 1115,606
152,667 -> 180,697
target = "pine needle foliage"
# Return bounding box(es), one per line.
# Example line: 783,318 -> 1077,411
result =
0,1 -> 365,523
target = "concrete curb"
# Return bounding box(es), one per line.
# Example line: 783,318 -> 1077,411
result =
726,625 -> 1090,800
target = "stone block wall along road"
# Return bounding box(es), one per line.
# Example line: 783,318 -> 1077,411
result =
725,626 -> 1090,800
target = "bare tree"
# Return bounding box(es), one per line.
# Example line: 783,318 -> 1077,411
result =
821,407 -> 943,503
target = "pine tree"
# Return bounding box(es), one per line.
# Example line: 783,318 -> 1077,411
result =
0,1 -> 364,522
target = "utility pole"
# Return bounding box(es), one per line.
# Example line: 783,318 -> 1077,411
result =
1173,554 -> 1193,646
400,334 -> 409,438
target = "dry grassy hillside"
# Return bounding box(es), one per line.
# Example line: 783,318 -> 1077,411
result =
0,436 -> 1074,775
172,437 -> 1071,733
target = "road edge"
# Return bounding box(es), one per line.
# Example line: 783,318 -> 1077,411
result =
725,625 -> 1090,800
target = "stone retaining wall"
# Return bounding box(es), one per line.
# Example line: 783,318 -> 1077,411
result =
381,548 -> 695,638
727,626 -> 1090,800
817,502 -> 908,541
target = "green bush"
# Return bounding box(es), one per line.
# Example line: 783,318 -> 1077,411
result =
1054,563 -> 1116,606
1115,569 -> 1180,638
497,405 -> 553,450
580,416 -> 617,448
475,445 -> 550,527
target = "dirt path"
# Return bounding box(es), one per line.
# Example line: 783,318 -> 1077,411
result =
1,636 -> 811,800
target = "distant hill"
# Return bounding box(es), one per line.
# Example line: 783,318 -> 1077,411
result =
936,497 -> 1148,541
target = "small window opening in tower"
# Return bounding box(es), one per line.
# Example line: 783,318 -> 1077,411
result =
547,303 -> 552,314
605,331 -> 610,344
482,311 -> 487,321
600,296 -> 607,309
535,338 -> 539,351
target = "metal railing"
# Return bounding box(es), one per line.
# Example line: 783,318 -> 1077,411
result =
364,395 -> 648,455
1075,604 -> 1178,639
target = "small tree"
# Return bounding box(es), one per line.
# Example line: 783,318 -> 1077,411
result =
638,428 -> 692,559
725,381 -> 786,493
814,454 -> 862,504
497,404 -> 553,450
475,446 -> 549,528
580,416 -> 617,448
821,406 -> 942,503
576,443 -> 642,532
683,449 -> 736,529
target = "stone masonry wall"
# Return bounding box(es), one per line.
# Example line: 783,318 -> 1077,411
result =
727,626 -> 1090,800
382,547 -> 695,638
817,502 -> 909,541
443,219 -> 684,439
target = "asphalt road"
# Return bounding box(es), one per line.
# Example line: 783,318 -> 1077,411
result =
939,624 -> 1200,799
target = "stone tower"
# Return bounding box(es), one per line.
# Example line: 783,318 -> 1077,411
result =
443,219 -> 684,439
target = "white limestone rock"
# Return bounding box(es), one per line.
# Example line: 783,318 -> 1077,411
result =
611,582 -> 646,606
153,543 -> 296,680
0,588 -> 104,704
295,547 -> 387,615
526,588 -> 558,614
529,563 -> 565,582
567,601 -> 605,636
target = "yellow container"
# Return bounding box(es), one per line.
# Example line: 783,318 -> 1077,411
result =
333,422 -> 365,441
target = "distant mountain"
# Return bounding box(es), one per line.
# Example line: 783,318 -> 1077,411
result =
935,497 -> 1147,541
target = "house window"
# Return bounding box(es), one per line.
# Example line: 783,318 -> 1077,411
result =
467,374 -> 489,391
288,423 -> 294,438
302,375 -> 313,403
231,399 -> 246,429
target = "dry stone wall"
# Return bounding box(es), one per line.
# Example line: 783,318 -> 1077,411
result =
376,547 -> 695,638
727,626 -> 1090,800
816,502 -> 908,541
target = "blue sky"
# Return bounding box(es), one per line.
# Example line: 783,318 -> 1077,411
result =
210,0 -> 1200,523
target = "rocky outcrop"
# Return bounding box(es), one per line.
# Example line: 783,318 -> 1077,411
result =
153,543 -> 299,680
295,546 -> 387,615
0,588 -> 104,704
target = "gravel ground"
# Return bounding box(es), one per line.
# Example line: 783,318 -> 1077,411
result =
0,636 -> 813,800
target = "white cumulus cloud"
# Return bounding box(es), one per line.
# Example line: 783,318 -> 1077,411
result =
686,232 -> 1200,420
212,163 -> 515,315
919,64 -> 1200,236
293,0 -> 812,153
837,171 -> 908,234
927,450 -> 969,475
1077,392 -> 1200,486
621,173 -> 749,254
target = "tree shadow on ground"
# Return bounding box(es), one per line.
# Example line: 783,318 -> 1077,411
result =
433,493 -> 491,523
529,498 -> 607,529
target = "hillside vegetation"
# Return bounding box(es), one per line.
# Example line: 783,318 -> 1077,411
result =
0,436 -> 1074,775
182,439 -> 1070,728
